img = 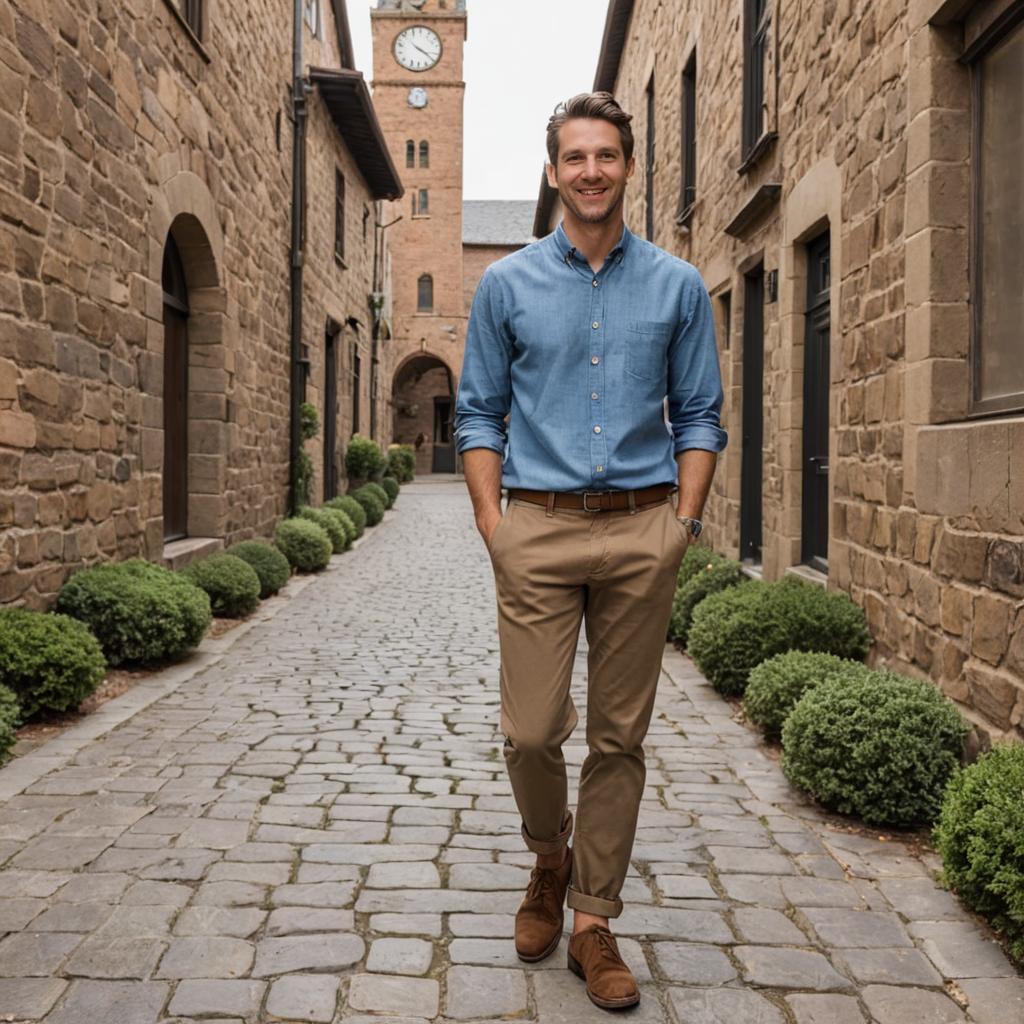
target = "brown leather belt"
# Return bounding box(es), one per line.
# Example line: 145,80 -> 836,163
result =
508,484 -> 675,512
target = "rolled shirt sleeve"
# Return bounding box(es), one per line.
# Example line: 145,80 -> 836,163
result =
454,267 -> 512,456
667,273 -> 728,455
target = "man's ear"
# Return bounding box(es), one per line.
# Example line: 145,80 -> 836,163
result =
545,161 -> 558,189
625,156 -> 636,181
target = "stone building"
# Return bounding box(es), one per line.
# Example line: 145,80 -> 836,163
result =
371,1 -> 536,476
0,0 -> 400,605
536,0 -> 1023,742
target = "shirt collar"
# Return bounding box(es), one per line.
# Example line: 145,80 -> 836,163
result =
552,221 -> 632,267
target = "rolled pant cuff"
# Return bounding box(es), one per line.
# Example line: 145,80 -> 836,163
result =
566,886 -> 623,918
520,811 -> 573,856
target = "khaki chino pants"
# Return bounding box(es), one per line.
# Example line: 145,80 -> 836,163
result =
488,494 -> 689,918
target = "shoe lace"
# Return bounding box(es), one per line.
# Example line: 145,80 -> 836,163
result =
592,927 -> 623,966
524,865 -> 558,906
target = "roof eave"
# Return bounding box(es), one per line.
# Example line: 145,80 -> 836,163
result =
593,0 -> 635,93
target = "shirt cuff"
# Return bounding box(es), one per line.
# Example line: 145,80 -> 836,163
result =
673,424 -> 728,454
454,429 -> 506,456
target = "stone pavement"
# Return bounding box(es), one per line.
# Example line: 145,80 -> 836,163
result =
0,477 -> 1020,1024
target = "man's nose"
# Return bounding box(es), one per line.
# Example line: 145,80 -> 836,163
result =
581,157 -> 603,179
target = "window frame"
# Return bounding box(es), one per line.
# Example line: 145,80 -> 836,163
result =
406,140 -> 415,169
418,188 -> 429,215
741,0 -> 771,163
417,273 -> 433,312
334,169 -> 346,265
419,140 -> 430,168
965,1 -> 1024,416
304,0 -> 321,38
677,49 -> 697,227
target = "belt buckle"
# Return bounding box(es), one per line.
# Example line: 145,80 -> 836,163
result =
582,491 -> 606,512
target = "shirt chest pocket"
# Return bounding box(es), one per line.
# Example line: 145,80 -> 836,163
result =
625,320 -> 673,382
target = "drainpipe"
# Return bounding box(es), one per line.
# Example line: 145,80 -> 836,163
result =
370,211 -> 402,446
288,0 -> 309,514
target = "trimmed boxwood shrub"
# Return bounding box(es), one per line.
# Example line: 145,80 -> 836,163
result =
387,444 -> 415,483
326,496 -> 366,538
363,480 -> 391,510
677,545 -> 729,588
935,744 -> 1024,961
380,476 -> 400,507
0,684 -> 19,762
350,486 -> 385,527
669,559 -> 745,647
299,507 -> 346,554
326,507 -> 356,547
275,518 -> 332,572
745,651 -> 866,739
688,578 -> 871,697
782,671 -> 968,827
57,560 -> 211,667
0,608 -> 106,718
227,541 -> 291,599
182,553 -> 261,619
345,434 -> 386,482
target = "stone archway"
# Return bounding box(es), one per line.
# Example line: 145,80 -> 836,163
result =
392,353 -> 456,475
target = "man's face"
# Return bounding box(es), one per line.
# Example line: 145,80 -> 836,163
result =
546,118 -> 634,226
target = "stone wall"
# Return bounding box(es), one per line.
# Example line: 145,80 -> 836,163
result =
0,0 -> 390,604
608,0 -> 1022,741
462,243 -> 517,316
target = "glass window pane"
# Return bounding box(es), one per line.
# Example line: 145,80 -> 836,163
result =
978,25 -> 1024,406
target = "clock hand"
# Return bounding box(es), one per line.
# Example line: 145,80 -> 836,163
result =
412,43 -> 435,58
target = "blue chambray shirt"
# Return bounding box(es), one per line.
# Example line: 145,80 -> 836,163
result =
454,222 -> 727,491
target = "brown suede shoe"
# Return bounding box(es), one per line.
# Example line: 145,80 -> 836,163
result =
567,925 -> 640,1010
514,849 -> 572,962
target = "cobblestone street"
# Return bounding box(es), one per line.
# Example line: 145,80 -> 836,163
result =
0,478 -> 1020,1024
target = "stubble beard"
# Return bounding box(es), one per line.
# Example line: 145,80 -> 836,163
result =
559,183 -> 624,226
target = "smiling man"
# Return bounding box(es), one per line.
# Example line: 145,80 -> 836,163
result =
454,92 -> 726,1011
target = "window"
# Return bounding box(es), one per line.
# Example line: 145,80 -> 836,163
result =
406,140 -> 415,168
969,10 -> 1024,415
363,204 -> 370,242
678,50 -> 697,225
419,140 -> 429,168
645,74 -> 655,241
742,0 -> 770,158
417,274 -> 433,312
304,0 -> 320,36
418,188 -> 429,215
174,0 -> 203,39
334,170 -> 345,263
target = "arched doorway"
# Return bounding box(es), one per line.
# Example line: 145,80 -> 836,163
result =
162,234 -> 189,541
392,354 -> 456,474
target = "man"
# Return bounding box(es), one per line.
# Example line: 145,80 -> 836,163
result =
454,92 -> 726,1010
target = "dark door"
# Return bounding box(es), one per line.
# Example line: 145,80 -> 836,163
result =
740,267 -> 763,563
802,231 -> 831,571
431,396 -> 455,473
352,346 -> 361,437
162,236 -> 188,542
324,330 -> 338,500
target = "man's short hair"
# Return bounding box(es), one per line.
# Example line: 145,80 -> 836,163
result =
546,92 -> 635,165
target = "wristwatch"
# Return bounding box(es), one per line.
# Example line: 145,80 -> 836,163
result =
676,516 -> 703,538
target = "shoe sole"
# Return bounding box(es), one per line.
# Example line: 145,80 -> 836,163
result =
567,951 -> 641,1010
516,923 -> 563,963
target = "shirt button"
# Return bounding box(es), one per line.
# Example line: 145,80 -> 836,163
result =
596,465 -> 604,472
593,425 -> 602,434
591,356 -> 599,365
592,321 -> 600,329
592,279 -> 598,287
591,392 -> 598,400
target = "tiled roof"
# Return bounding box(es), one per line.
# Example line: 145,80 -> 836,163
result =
462,200 -> 537,246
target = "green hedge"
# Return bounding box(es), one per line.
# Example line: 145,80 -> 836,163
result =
363,480 -> 391,510
326,496 -> 366,537
56,560 -> 211,667
299,507 -> 346,554
0,684 -> 19,763
935,744 -> 1024,962
0,608 -> 106,718
345,434 -> 385,481
745,651 -> 866,739
688,578 -> 871,696
387,444 -> 415,483
669,559 -> 745,648
350,486 -> 385,527
275,518 -> 332,572
182,553 -> 261,619
677,545 -> 729,588
782,671 -> 967,827
379,476 -> 400,507
327,507 -> 357,547
227,541 -> 291,599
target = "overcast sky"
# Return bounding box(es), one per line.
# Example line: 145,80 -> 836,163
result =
345,1 -> 607,200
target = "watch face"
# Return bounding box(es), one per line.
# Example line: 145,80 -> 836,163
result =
408,87 -> 428,108
393,25 -> 442,71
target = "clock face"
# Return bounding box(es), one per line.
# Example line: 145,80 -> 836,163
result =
393,25 -> 442,72
408,87 -> 428,109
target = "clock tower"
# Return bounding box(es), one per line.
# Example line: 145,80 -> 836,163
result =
372,0 -> 468,474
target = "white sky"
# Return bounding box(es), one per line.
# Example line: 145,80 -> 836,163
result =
345,1 -> 607,200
